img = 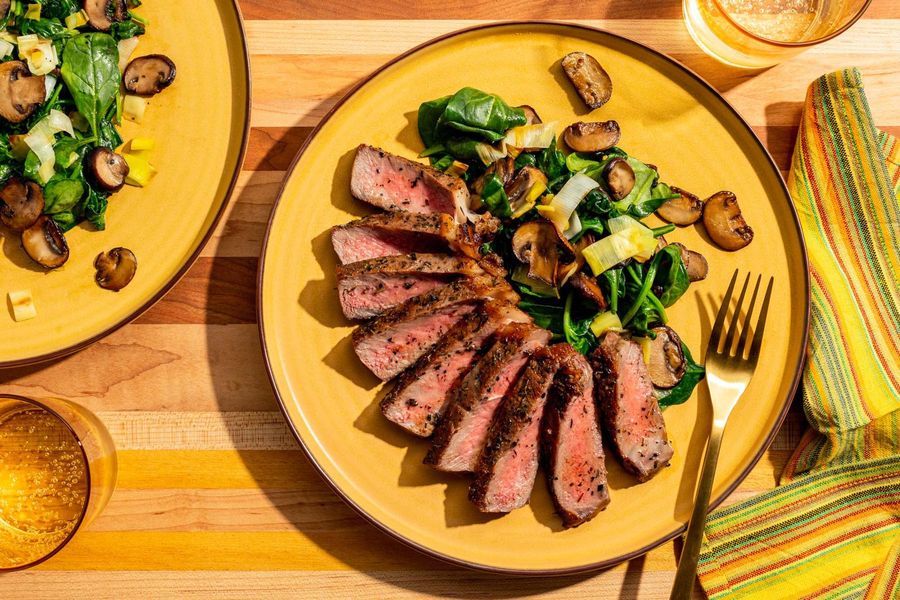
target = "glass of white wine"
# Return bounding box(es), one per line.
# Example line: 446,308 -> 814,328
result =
0,394 -> 117,571
684,0 -> 872,68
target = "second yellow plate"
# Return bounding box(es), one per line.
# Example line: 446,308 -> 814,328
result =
259,22 -> 808,573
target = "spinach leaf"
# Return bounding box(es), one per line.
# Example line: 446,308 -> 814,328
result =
417,95 -> 451,148
565,152 -> 600,174
653,245 -> 690,307
0,135 -> 15,184
580,188 -> 616,218
563,292 -> 597,355
514,153 -> 537,169
600,268 -> 624,314
82,187 -> 108,230
52,210 -> 79,231
518,297 -> 564,336
60,33 -> 120,146
569,216 -> 604,243
43,178 -> 85,215
109,20 -> 145,41
537,138 -> 568,192
480,174 -> 511,218
19,18 -> 78,43
629,181 -> 680,218
656,342 -> 706,408
40,0 -> 80,19
439,87 -> 525,142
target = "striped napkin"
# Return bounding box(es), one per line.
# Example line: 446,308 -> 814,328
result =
696,69 -> 900,599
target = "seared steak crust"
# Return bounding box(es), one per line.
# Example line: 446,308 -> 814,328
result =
425,323 -> 551,472
336,254 -> 487,320
380,302 -> 529,437
591,332 -> 674,482
351,276 -> 517,380
350,144 -> 470,222
469,346 -> 561,513
542,345 -> 610,527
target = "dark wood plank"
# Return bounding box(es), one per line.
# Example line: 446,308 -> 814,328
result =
136,257 -> 259,325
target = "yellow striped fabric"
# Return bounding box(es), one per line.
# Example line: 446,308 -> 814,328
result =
697,69 -> 900,599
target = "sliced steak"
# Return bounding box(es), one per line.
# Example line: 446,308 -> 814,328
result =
542,345 -> 610,527
425,323 -> 552,472
350,144 -> 470,222
331,212 -> 489,265
469,346 -> 561,513
352,276 -> 517,381
381,302 -> 530,437
591,331 -> 674,481
337,254 -> 487,320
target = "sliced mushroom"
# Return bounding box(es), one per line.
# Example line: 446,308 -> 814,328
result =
0,61 -> 46,124
563,121 -> 620,153
670,242 -> 709,282
505,166 -> 547,215
95,247 -> 137,291
702,191 -> 754,251
0,177 -> 44,231
512,221 -> 569,286
83,0 -> 127,32
569,271 -> 608,310
470,156 -> 515,197
656,186 -> 703,225
647,326 -> 686,389
22,216 -> 69,269
0,0 -> 10,18
86,148 -> 130,192
561,52 -> 613,110
516,104 -> 542,125
604,157 -> 635,200
123,55 -> 177,96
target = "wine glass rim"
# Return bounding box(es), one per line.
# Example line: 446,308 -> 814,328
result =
710,0 -> 873,47
0,394 -> 92,573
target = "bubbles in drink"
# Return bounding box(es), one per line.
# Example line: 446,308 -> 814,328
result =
719,0 -> 820,42
0,407 -> 88,568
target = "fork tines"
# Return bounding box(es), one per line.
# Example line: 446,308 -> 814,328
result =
708,270 -> 773,362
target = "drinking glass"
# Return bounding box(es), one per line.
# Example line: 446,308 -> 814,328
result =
0,394 -> 117,571
683,0 -> 872,68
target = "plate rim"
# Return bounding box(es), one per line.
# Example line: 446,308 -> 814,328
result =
0,0 -> 253,369
257,20 -> 811,575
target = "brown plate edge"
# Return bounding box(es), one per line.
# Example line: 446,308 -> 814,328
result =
256,20 -> 811,576
0,0 -> 254,370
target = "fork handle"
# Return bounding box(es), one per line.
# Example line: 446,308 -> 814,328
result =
670,421 -> 726,600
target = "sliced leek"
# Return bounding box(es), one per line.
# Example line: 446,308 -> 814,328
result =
503,121 -> 557,150
582,227 -> 658,275
542,173 -> 598,232
590,311 -> 622,337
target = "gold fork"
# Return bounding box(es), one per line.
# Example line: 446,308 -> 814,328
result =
670,270 -> 774,600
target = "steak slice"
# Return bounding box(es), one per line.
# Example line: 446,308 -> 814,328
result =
591,331 -> 674,481
425,323 -> 551,472
331,212 -> 489,265
381,301 -> 530,437
469,346 -> 561,513
337,254 -> 487,320
350,144 -> 470,222
542,345 -> 610,527
352,276 -> 517,381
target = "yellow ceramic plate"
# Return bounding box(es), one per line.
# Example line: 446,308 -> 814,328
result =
0,0 -> 250,367
259,22 -> 809,573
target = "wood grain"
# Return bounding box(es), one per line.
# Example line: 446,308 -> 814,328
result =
1,1 -> 897,597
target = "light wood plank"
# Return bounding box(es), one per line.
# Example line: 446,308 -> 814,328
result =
203,170 -> 285,258
247,53 -> 900,128
0,325 -> 275,412
0,568 -> 700,599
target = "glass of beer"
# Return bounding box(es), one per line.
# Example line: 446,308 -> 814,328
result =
0,394 -> 117,571
683,0 -> 872,68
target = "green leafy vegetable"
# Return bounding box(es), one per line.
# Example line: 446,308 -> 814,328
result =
418,88 -> 526,148
43,178 -> 85,215
653,245 -> 690,307
613,157 -> 657,212
60,33 -> 121,147
563,292 -> 597,355
480,174 -> 511,218
518,297 -> 564,336
656,343 -> 706,408
40,0 -> 80,19
630,180 -> 680,218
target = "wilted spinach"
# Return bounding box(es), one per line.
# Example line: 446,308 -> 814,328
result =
60,33 -> 120,147
418,87 -> 525,147
518,296 -> 564,336
653,245 -> 690,307
563,292 -> 597,355
480,174 -> 511,218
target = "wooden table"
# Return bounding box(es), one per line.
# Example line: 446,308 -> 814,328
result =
3,2 -> 898,597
